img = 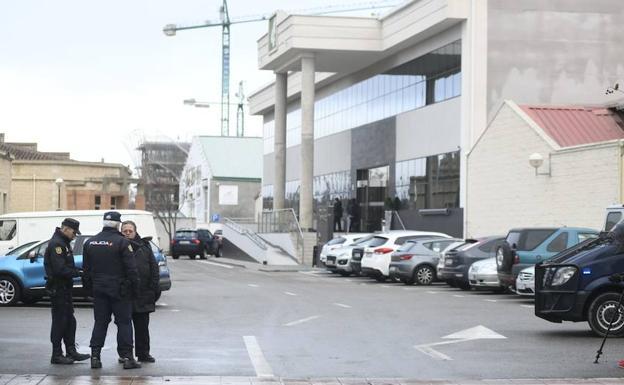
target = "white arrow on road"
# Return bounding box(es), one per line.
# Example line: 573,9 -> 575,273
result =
414,325 -> 506,361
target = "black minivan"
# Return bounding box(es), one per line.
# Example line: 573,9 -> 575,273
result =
535,228 -> 624,337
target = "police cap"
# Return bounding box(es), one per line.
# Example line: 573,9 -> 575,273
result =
103,211 -> 122,222
61,218 -> 81,234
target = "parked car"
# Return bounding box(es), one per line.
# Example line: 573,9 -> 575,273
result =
496,227 -> 598,289
438,236 -> 505,290
389,237 -> 462,285
360,230 -> 451,282
326,234 -> 375,276
0,235 -> 172,306
170,228 -> 222,259
321,234 -> 369,264
535,224 -> 624,337
515,265 -> 535,296
468,257 -> 505,292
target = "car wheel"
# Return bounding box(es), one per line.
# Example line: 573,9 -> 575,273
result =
496,243 -> 513,271
0,276 -> 21,306
415,265 -> 435,285
375,275 -> 387,283
172,254 -> 179,260
588,292 -> 624,337
190,254 -> 196,260
216,247 -> 223,258
458,281 -> 472,291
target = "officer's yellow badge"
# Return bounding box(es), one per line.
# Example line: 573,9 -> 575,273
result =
55,246 -> 62,255
128,244 -> 133,252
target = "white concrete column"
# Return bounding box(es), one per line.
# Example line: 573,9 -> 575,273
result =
299,55 -> 315,230
273,72 -> 287,210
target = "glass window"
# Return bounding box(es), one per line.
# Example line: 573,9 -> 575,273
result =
519,230 -> 557,251
368,236 -> 389,247
175,230 -> 198,238
397,241 -> 417,252
0,220 -> 16,241
546,232 -> 569,252
478,238 -> 504,253
578,232 -> 599,243
327,237 -> 346,246
606,212 -> 622,231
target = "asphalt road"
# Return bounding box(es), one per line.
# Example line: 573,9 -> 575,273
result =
1,257 -> 624,379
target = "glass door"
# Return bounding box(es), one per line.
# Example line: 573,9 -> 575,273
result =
356,165 -> 389,232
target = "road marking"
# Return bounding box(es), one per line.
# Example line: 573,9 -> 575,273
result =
248,284 -> 259,288
485,299 -> 498,302
453,295 -> 465,298
381,285 -> 393,288
283,315 -> 321,327
158,303 -> 168,307
415,325 -> 506,361
199,260 -> 234,269
333,303 -> 352,308
243,336 -> 274,378
284,291 -> 298,296
403,287 -> 417,291
426,291 -> 438,294
345,279 -> 353,282
521,304 -> 534,308
170,309 -> 181,312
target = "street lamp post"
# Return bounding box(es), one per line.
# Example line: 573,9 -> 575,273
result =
55,178 -> 63,210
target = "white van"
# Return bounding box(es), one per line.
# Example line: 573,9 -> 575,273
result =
0,210 -> 159,255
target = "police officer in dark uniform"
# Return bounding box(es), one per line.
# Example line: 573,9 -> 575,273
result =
82,211 -> 141,370
44,218 -> 91,365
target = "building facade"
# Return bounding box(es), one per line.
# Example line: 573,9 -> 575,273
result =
179,136 -> 262,223
249,0 -> 624,236
138,141 -> 190,216
0,150 -> 12,214
467,101 -> 624,237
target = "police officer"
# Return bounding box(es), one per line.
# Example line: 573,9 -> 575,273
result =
82,211 -> 141,370
121,220 -> 159,363
44,218 -> 91,365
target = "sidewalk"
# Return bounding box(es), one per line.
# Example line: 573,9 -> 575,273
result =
3,375 -> 624,385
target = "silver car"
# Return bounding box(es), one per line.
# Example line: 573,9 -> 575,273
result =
388,238 -> 462,285
468,257 -> 505,292
325,234 -> 375,276
515,265 -> 535,296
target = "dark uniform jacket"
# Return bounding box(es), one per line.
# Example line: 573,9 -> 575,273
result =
82,227 -> 139,299
43,228 -> 80,295
129,234 -> 160,313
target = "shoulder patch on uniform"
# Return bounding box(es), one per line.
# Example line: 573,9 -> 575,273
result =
128,244 -> 133,252
55,246 -> 63,255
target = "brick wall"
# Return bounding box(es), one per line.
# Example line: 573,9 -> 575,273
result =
466,103 -> 621,237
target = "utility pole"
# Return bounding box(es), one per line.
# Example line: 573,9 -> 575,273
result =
220,1 -> 231,136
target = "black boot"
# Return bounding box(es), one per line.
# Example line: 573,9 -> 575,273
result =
90,349 -> 102,369
137,354 -> 155,363
51,354 -> 74,365
122,357 -> 141,369
66,347 -> 90,362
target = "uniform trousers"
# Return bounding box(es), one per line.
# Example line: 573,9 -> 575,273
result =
132,312 -> 151,358
50,290 -> 76,355
89,292 -> 134,358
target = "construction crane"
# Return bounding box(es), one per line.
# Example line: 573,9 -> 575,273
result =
163,0 -> 401,137
183,80 -> 247,136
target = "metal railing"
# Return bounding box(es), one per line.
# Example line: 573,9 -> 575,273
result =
258,208 -> 305,263
223,217 -> 267,251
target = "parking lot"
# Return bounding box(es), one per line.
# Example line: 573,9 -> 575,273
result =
1,257 -> 624,381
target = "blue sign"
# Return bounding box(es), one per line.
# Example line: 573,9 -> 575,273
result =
211,214 -> 221,222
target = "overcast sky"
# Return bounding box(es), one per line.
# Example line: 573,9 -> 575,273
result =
0,1 -> 399,171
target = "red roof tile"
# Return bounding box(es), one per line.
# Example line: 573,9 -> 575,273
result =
520,105 -> 624,148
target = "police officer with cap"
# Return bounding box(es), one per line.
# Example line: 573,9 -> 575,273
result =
44,218 -> 91,364
83,211 -> 141,369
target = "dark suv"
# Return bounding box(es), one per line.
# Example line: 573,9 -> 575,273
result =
170,229 -> 221,260
496,227 -> 598,289
535,228 -> 624,337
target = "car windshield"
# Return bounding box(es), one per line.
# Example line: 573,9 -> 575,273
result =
350,235 -> 374,246
327,237 -> 346,246
367,236 -> 389,248
397,241 -> 417,252
175,231 -> 197,238
6,241 -> 38,256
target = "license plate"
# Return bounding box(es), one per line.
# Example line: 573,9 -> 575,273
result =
326,261 -> 334,266
180,241 -> 190,244
445,259 -> 453,266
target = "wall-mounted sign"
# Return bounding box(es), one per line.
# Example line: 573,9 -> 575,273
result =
219,185 -> 238,206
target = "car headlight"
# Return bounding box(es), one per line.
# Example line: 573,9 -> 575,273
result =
550,266 -> 576,286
